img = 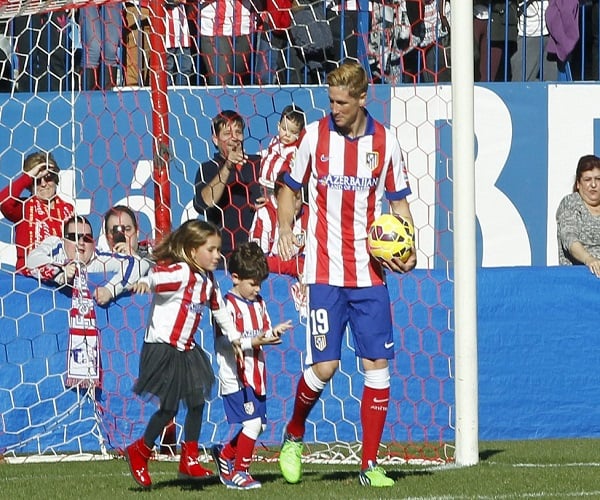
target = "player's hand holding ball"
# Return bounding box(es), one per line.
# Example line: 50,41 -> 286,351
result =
368,213 -> 416,273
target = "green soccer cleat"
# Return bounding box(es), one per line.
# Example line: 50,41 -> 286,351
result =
358,461 -> 395,487
279,434 -> 304,484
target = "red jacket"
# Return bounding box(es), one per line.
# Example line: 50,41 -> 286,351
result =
0,173 -> 74,272
264,0 -> 292,34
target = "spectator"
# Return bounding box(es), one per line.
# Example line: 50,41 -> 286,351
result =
0,151 -> 74,274
254,0 -> 302,84
545,0 -> 580,78
80,4 -> 122,90
12,13 -> 72,92
413,0 -> 451,83
26,215 -> 149,305
193,110 -> 266,262
511,0 -> 558,81
276,60 -> 416,487
368,0 -> 451,84
0,19 -> 12,92
287,0 -> 335,84
165,1 -> 195,85
367,0 -> 409,83
197,0 -> 259,85
556,154 -> 600,276
250,176 -> 308,318
326,0 -> 365,67
102,205 -> 150,258
474,1 -> 518,81
249,175 -> 306,277
259,105 -> 306,197
211,241 -> 292,490
571,0 -> 598,80
123,0 -> 151,86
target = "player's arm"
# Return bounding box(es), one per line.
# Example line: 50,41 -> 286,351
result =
277,183 -> 299,261
386,198 -> 417,273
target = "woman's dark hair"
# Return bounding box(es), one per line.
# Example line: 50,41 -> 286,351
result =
573,155 -> 600,192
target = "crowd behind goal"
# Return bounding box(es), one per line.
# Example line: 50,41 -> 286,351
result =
0,0 -> 599,92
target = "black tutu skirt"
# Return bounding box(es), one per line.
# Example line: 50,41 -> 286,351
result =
133,342 -> 215,412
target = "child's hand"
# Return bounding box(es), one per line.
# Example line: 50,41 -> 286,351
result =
130,281 -> 150,294
272,320 -> 293,337
94,286 -> 113,305
252,320 -> 293,346
231,338 -> 244,360
252,196 -> 267,211
253,331 -> 283,346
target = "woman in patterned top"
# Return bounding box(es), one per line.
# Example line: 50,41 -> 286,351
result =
556,154 -> 600,277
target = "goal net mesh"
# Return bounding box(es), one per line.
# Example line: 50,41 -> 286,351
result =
0,0 -> 454,466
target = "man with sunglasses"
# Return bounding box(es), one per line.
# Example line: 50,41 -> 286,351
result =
26,215 -> 149,305
0,151 -> 74,274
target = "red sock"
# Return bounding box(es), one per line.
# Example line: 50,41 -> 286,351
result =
234,431 -> 256,472
360,385 -> 390,469
286,374 -> 322,438
222,431 -> 239,461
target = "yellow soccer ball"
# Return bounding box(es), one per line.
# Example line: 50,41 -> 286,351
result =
368,214 -> 414,263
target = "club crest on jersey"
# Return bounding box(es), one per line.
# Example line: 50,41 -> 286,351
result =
366,152 -> 379,171
314,335 -> 327,351
244,401 -> 255,415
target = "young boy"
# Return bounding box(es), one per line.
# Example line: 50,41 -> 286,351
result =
259,105 -> 306,199
211,241 -> 292,490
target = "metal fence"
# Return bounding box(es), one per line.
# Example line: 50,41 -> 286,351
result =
0,0 -> 598,92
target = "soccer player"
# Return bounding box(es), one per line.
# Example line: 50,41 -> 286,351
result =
276,59 -> 417,487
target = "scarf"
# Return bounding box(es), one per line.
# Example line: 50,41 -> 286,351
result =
66,263 -> 101,388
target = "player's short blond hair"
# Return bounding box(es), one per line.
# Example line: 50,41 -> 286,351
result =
327,60 -> 368,99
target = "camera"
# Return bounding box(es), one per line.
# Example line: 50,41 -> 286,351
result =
112,225 -> 127,244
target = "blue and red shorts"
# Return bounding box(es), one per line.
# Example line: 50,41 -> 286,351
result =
305,284 -> 394,364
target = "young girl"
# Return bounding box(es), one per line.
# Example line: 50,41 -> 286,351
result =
211,242 -> 292,490
125,220 -> 242,489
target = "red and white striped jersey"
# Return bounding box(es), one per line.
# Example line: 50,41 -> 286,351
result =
249,198 -> 306,256
165,4 -> 191,49
200,0 -> 256,36
259,135 -> 298,189
215,292 -> 273,396
286,112 -> 411,287
140,262 -> 227,351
